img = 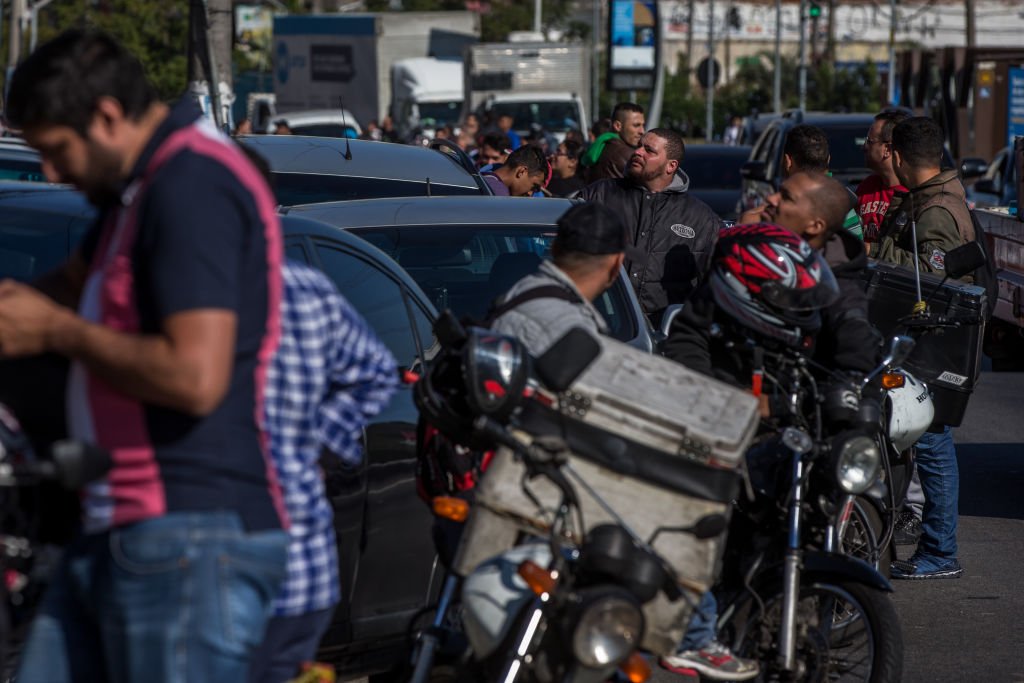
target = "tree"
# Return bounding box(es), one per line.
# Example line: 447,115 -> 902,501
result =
34,0 -> 190,101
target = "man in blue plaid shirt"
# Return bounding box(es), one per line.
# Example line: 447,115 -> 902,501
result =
250,261 -> 398,682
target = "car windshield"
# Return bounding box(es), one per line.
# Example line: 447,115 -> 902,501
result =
350,224 -> 638,343
417,101 -> 462,128
272,173 -> 482,206
825,126 -> 873,174
489,102 -> 580,133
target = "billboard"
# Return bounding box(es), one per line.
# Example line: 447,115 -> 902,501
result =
1009,66 -> 1024,149
608,1 -> 659,91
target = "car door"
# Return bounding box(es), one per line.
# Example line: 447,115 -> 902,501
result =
304,236 -> 439,644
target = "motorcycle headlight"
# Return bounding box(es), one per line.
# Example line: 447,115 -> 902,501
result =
831,434 -> 881,495
571,589 -> 644,669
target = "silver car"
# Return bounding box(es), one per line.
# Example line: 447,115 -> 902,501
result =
283,196 -> 657,352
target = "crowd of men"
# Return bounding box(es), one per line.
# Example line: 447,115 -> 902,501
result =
0,27 -> 979,683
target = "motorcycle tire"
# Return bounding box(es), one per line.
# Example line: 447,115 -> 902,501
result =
724,578 -> 903,683
842,498 -> 893,579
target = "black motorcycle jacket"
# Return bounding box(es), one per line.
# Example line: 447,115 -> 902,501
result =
816,229 -> 882,376
580,171 -> 722,322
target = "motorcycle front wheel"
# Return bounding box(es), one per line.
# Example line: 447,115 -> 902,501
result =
725,579 -> 903,683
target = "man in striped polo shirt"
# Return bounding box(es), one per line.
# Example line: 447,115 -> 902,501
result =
0,30 -> 289,682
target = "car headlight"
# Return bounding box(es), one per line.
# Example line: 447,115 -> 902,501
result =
832,434 -> 881,495
571,589 -> 644,669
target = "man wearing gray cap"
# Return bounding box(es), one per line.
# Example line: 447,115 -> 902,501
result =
489,202 -> 640,355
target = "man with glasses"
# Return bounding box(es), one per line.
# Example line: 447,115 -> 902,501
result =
856,109 -> 910,243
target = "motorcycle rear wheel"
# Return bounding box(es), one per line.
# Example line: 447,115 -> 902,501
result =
725,579 -> 903,682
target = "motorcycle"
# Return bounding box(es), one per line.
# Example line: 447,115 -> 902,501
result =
411,314 -> 755,683
0,402 -> 111,664
713,335 -> 911,682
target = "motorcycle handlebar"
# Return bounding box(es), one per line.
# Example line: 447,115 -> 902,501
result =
4,440 -> 112,490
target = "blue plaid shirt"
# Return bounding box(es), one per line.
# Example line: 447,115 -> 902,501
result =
264,261 -> 398,616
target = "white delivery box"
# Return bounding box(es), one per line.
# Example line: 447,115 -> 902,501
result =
453,333 -> 760,656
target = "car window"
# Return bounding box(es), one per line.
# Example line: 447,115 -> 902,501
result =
289,124 -> 358,139
285,241 -> 308,263
0,158 -> 45,183
753,127 -> 777,164
272,172 -> 482,206
822,126 -> 874,173
313,243 -> 424,367
0,210 -> 77,281
762,128 -> 781,179
488,101 -> 581,133
352,225 -> 639,343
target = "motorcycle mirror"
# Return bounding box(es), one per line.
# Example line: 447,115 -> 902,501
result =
886,335 -> 916,368
865,335 -> 916,386
50,440 -> 112,490
943,241 -> 986,281
692,514 -> 729,539
781,427 -> 814,455
433,309 -> 467,347
534,327 -> 602,392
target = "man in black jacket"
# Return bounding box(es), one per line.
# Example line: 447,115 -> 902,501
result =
580,127 -> 722,325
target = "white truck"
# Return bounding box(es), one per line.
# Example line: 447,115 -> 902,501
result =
390,57 -> 464,139
273,12 -> 478,135
464,42 -> 590,143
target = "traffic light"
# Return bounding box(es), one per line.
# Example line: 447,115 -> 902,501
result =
809,2 -> 822,19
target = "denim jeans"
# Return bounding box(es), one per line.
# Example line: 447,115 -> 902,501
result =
914,426 -> 959,558
17,511 -> 289,683
680,591 -> 718,651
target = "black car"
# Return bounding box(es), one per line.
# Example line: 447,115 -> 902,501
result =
238,135 -> 491,207
682,143 -> 752,221
737,111 -> 877,215
0,182 -> 441,678
738,110 -> 957,216
0,139 -> 46,184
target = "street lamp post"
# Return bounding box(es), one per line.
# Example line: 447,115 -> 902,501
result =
706,0 -> 714,141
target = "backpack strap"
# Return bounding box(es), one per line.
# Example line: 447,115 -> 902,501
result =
484,285 -> 584,326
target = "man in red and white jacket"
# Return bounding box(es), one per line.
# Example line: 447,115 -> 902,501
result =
856,109 -> 911,243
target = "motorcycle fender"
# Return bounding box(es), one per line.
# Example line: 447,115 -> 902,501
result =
802,551 -> 893,592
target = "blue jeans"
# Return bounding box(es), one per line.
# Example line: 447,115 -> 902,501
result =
248,607 -> 335,683
914,426 -> 959,558
17,511 -> 289,683
680,591 -> 717,651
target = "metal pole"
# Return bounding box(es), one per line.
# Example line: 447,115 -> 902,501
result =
686,0 -> 695,74
706,0 -> 714,141
887,0 -> 896,105
28,0 -> 56,53
592,0 -> 600,125
648,44 -> 664,128
534,0 -> 541,35
7,0 -> 23,69
773,0 -> 781,112
798,0 -> 807,111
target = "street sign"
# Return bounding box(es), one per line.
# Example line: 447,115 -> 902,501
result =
1008,66 -> 1024,149
697,56 -> 721,89
607,0 -> 660,92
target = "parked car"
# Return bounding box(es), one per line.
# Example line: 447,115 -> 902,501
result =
238,135 -> 490,206
0,138 -> 45,183
283,196 -> 657,352
963,146 -> 1018,209
0,181 -> 442,679
682,143 -> 752,221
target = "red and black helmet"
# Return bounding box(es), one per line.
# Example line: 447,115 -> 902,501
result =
709,223 -> 839,347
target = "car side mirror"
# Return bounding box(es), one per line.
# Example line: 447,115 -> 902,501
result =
740,160 -> 767,181
651,304 -> 684,348
944,241 -> 986,281
973,178 -> 997,195
959,157 -> 989,180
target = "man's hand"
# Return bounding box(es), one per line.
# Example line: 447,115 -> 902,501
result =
739,207 -> 765,225
0,280 -> 75,357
